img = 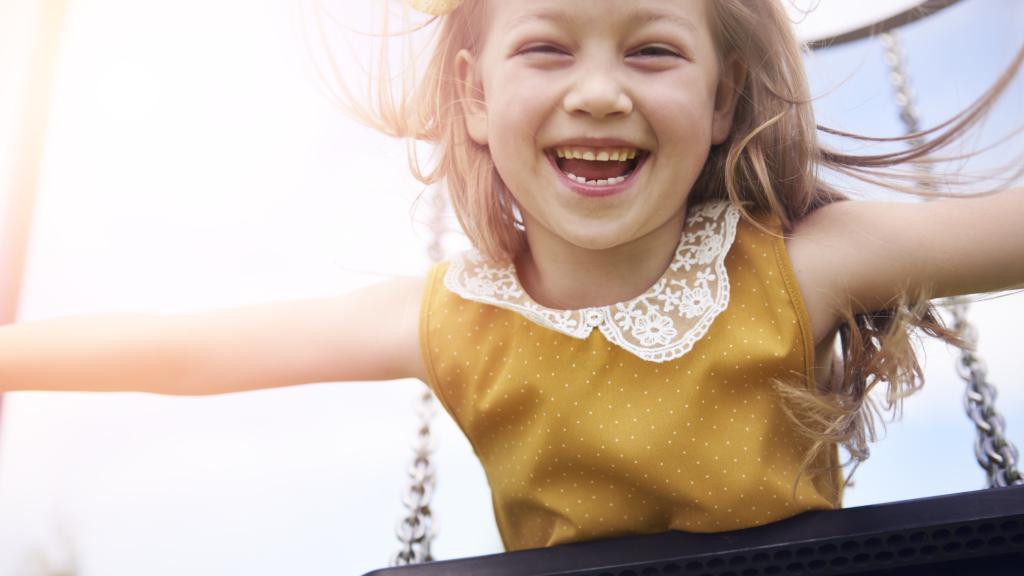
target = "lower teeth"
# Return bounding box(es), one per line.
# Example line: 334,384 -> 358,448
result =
566,172 -> 627,187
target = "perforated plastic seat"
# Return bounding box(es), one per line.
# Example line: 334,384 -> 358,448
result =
364,484 -> 1024,575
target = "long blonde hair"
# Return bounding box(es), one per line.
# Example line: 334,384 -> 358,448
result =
700,1 -> 1020,497
318,0 -> 1022,498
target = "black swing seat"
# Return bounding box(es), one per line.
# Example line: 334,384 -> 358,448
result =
364,484 -> 1024,576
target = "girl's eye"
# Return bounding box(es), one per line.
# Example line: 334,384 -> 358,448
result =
519,44 -> 568,56
630,46 -> 682,59
516,44 -> 683,60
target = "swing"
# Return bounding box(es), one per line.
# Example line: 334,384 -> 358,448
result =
372,1 -> 1024,574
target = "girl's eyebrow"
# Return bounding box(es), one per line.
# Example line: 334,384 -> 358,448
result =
503,8 -> 579,33
627,9 -> 698,35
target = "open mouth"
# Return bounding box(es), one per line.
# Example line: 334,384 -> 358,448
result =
547,146 -> 649,187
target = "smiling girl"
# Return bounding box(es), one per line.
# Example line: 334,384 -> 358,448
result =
2,0 -> 1022,552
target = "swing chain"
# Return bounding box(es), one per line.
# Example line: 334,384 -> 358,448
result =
949,299 -> 1022,487
391,187 -> 449,566
880,31 -> 1022,488
392,386 -> 439,566
879,32 -> 924,137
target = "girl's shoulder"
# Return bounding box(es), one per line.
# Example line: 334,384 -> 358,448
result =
330,274 -> 428,383
786,191 -> 1024,344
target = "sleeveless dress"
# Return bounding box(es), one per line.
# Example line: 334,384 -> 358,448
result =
418,201 -> 843,552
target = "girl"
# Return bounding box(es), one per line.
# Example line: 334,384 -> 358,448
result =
2,0 -> 1022,554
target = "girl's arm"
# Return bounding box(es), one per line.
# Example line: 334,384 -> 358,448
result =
0,276 -> 426,395
786,187 -> 1024,344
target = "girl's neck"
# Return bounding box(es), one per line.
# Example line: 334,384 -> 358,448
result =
514,210 -> 687,311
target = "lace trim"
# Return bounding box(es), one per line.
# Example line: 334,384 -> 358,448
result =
443,201 -> 740,363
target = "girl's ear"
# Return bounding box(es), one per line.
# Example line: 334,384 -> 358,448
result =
711,55 -> 747,145
455,49 -> 488,146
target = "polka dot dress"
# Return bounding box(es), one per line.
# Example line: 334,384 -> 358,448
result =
419,213 -> 842,552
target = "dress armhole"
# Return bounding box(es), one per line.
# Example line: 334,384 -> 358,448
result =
770,220 -> 846,507
771,226 -> 816,385
418,261 -> 458,417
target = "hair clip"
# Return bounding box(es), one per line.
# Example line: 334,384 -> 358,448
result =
408,0 -> 464,16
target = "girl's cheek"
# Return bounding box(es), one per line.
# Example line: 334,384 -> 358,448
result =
656,97 -> 713,137
495,70 -> 549,106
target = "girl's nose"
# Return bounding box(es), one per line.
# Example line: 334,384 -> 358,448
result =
562,70 -> 634,118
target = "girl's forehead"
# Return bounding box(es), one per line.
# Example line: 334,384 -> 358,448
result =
482,0 -> 712,38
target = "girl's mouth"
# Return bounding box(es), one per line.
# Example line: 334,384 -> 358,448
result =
546,147 -> 649,198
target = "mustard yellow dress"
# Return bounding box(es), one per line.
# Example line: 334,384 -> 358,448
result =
419,201 -> 842,552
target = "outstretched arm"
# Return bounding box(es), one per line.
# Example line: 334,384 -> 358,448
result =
786,188 -> 1024,344
0,275 -> 426,395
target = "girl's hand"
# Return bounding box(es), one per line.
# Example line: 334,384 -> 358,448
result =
786,188 -> 1024,344
0,276 -> 426,395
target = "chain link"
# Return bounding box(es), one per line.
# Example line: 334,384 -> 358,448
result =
947,298 -> 1022,486
879,31 -> 1022,488
390,187 -> 449,566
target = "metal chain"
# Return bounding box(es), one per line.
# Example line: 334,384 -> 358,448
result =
948,299 -> 1023,487
390,187 -> 448,566
879,32 -> 925,143
391,386 -> 439,566
879,31 -> 1022,487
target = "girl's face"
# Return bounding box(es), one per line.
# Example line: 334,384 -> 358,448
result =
457,0 -> 741,255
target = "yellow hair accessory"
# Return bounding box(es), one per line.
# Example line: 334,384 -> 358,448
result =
408,0 -> 464,16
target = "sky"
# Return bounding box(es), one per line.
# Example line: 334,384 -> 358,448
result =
0,1 -> 1021,575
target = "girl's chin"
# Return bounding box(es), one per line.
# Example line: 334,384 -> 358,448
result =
521,206 -> 689,255
527,220 -> 642,252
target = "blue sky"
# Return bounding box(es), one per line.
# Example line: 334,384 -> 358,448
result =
800,0 -> 1024,507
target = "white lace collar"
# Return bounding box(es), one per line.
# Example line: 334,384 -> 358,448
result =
443,201 -> 740,363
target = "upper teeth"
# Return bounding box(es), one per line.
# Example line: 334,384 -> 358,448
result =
554,147 -> 638,161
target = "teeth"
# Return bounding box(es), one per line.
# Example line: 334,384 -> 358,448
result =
553,147 -> 639,162
566,172 -> 627,187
